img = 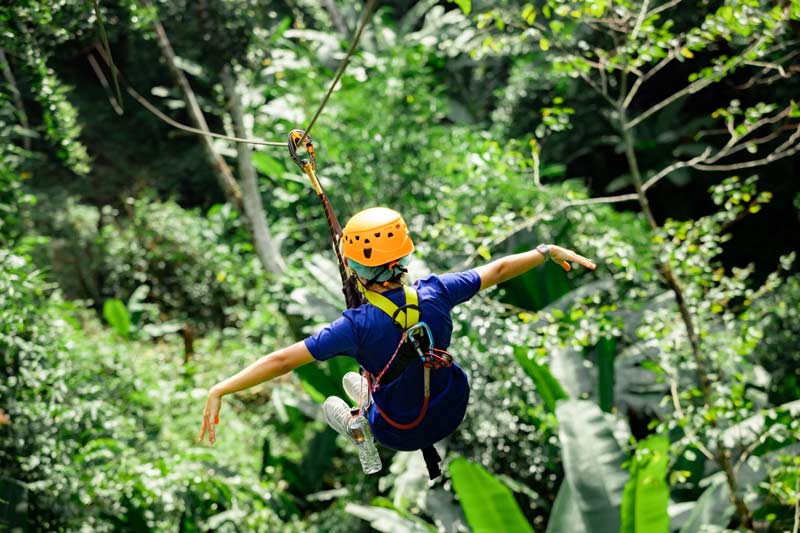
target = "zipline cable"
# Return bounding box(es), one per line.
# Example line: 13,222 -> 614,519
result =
296,0 -> 377,148
89,0 -> 377,149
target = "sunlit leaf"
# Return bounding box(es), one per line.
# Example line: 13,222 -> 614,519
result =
620,436 -> 670,533
102,298 -> 130,339
450,457 -> 533,533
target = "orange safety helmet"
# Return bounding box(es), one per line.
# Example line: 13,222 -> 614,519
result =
342,207 -> 414,267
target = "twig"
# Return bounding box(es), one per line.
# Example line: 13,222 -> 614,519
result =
627,75 -> 714,130
647,0 -> 685,19
641,148 -> 712,191
630,0 -> 650,40
87,54 -> 123,115
705,106 -> 793,164
704,125 -> 795,164
627,36 -> 767,130
693,127 -> 800,171
670,379 -> 716,461
579,72 -> 617,108
90,0 -> 124,112
622,52 -> 675,109
735,424 -> 779,468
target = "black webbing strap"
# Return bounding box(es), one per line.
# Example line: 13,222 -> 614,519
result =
421,445 -> 442,480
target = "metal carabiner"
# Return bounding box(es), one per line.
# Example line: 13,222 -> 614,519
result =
288,129 -> 316,171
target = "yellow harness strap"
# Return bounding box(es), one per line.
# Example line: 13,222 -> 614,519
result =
361,285 -> 419,330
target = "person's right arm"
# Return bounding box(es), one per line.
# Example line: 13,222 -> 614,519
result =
474,245 -> 596,291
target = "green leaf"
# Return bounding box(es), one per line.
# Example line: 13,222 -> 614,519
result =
252,152 -> 287,177
514,346 -> 569,412
102,298 -> 130,339
553,400 -> 628,533
450,457 -> 533,533
620,436 -> 670,533
448,0 -> 471,15
294,356 -> 359,403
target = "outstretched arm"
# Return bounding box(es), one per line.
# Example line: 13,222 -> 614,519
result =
475,244 -> 596,291
198,341 -> 315,444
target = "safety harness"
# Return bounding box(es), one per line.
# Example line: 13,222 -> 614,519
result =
288,130 -> 451,479
359,286 -> 454,479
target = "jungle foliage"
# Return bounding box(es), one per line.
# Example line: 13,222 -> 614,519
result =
1,0 -> 800,531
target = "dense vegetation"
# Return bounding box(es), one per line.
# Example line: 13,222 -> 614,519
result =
2,0 -> 799,531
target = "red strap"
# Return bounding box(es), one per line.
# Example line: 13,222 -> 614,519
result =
374,393 -> 429,430
366,369 -> 430,430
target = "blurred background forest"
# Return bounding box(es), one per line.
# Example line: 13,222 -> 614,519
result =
2,0 -> 800,531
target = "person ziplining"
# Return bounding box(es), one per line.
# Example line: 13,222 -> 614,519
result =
197,131 -> 597,477
197,209 -> 596,476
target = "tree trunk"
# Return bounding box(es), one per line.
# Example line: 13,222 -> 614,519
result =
150,16 -> 287,276
220,64 -> 286,275
1,48 -> 31,150
619,112 -> 753,531
150,16 -> 244,209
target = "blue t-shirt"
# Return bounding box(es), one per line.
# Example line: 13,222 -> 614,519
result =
304,270 -> 481,451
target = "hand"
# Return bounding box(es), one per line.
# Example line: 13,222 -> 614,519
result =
549,245 -> 597,272
197,388 -> 222,444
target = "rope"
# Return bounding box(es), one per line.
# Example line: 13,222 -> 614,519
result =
297,0 -> 378,148
89,0 -> 377,149
125,81 -> 285,147
92,44 -> 284,147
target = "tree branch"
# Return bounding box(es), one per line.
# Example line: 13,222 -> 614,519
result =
456,192 -> 639,269
670,379 -> 716,461
87,54 -> 124,116
647,0 -> 684,18
630,0 -> 651,40
641,148 -> 713,191
627,36 -> 768,130
622,51 -> 675,109
627,75 -> 714,130
693,125 -> 800,171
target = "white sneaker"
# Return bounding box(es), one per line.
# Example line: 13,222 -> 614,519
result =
322,396 -> 352,437
342,371 -> 369,406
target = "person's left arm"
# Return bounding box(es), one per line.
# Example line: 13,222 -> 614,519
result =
197,341 -> 315,444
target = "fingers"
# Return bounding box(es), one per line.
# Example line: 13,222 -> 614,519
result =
209,418 -> 216,444
553,247 -> 596,271
197,416 -> 208,443
572,253 -> 596,270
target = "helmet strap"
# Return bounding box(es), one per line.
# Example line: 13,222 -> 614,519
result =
364,262 -> 409,289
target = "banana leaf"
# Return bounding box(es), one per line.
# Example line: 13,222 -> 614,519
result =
450,457 -> 533,533
552,400 -> 628,533
620,436 -> 670,533
597,337 -> 616,413
514,346 -> 569,412
546,481 -> 586,533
